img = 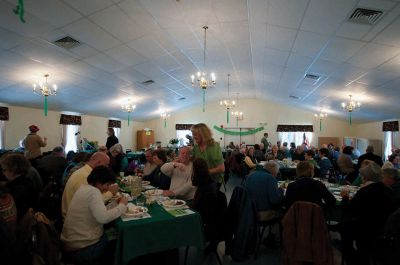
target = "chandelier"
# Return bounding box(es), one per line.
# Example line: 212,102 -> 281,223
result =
341,95 -> 361,125
160,112 -> 171,128
231,111 -> 244,127
33,74 -> 57,116
220,74 -> 236,123
190,26 -> 216,112
314,111 -> 328,131
121,99 -> 136,126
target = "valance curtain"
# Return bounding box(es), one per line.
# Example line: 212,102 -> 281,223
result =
382,121 -> 399,132
176,124 -> 194,130
108,120 -> 121,128
0,107 -> 9,121
276,125 -> 314,132
59,114 -> 82,125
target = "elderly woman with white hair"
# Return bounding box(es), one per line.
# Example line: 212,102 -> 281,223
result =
108,144 -> 128,175
339,162 -> 396,265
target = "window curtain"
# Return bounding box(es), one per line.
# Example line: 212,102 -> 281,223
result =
382,121 -> 399,160
175,124 -> 193,130
0,121 -> 5,149
59,114 -> 82,125
276,124 -> 314,132
0,107 -> 9,121
108,120 -> 121,128
382,121 -> 399,132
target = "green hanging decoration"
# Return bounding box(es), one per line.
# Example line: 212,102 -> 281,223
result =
44,96 -> 48,116
128,112 -> 130,126
202,89 -> 206,112
164,119 -> 167,128
226,110 -> 229,124
319,119 -> 322,131
13,0 -> 25,23
349,111 -> 352,126
236,118 -> 238,127
213,125 -> 264,136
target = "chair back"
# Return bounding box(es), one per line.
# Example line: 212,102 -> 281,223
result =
282,201 -> 333,265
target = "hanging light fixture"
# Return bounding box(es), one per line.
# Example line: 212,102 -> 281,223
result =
220,74 -> 236,123
231,93 -> 243,127
190,26 -> 216,112
121,99 -> 136,126
33,74 -> 57,116
160,112 -> 171,128
314,111 -> 328,131
341,95 -> 361,125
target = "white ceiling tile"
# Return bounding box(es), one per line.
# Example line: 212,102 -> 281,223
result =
133,62 -> 165,78
286,52 -> 314,72
265,25 -> 297,51
154,54 -> 182,72
214,0 -> 248,22
89,5 -> 146,43
373,27 -> 400,47
126,35 -> 167,59
320,37 -> 366,63
355,70 -> 398,87
358,0 -> 396,11
263,48 -> 290,67
267,0 -> 309,29
336,22 -> 371,40
24,0 -> 82,27
348,43 -> 400,69
378,53 -> 400,73
330,63 -> 367,82
104,45 -> 147,67
63,0 -> 114,16
83,53 -> 126,73
301,0 -> 358,35
69,44 -> 100,58
309,59 -> 341,76
0,27 -> 26,50
114,66 -> 150,84
292,31 -> 330,57
62,18 -> 121,51
118,0 -> 159,31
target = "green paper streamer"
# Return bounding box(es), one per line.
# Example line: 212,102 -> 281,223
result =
349,112 -> 352,126
164,119 -> 166,128
320,119 -> 322,131
202,89 -> 205,112
236,118 -> 238,127
128,112 -> 130,126
226,110 -> 229,124
213,126 -> 264,136
13,0 -> 25,23
44,96 -> 48,116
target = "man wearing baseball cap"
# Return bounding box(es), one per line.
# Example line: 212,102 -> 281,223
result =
24,124 -> 47,167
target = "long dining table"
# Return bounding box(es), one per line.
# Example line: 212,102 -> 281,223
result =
114,202 -> 205,265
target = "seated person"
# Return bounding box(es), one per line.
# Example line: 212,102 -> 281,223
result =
284,161 -> 336,209
253,144 -> 265,162
318,148 -> 333,177
291,146 -> 305,161
382,168 -> 400,207
161,147 -> 196,200
244,161 -> 283,221
142,149 -> 157,175
337,146 -> 357,182
382,154 -> 400,169
142,149 -> 170,190
270,145 -> 285,161
0,153 -> 38,221
244,147 -> 257,170
339,163 -> 395,265
37,146 -> 67,186
61,166 -> 128,265
108,144 -> 128,175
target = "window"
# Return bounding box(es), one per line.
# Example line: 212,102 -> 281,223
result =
62,125 -> 80,153
278,132 -> 313,147
113,127 -> 121,139
383,131 -> 398,161
176,130 -> 192,146
0,121 -> 5,149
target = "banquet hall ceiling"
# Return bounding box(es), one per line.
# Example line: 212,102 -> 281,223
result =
1,0 -> 400,122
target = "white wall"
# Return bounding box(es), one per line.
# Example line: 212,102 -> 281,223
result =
352,121 -> 384,140
3,105 -> 144,151
142,99 -> 353,147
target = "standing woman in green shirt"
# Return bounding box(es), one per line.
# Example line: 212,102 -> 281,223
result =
191,123 -> 225,188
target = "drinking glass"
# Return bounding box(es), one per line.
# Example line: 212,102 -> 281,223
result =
136,195 -> 145,206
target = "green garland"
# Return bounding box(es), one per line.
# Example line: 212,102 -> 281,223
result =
13,0 -> 25,23
213,125 -> 264,136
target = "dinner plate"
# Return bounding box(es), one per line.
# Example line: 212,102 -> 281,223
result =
124,204 -> 148,217
162,199 -> 186,208
144,189 -> 163,196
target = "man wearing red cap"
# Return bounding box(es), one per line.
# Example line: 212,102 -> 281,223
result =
24,125 -> 47,167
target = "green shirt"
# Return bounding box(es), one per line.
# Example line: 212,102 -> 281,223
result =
193,142 -> 224,183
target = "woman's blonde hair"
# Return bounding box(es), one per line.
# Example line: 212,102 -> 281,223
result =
191,123 -> 215,146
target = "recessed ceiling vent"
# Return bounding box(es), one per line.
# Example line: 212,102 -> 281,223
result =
141,80 -> 155,85
289,95 -> 300,100
348,8 -> 383,25
53,36 -> 81,49
178,97 -> 186,101
305,73 -> 320,81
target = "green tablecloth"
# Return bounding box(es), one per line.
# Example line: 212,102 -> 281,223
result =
114,204 -> 205,265
127,152 -> 143,160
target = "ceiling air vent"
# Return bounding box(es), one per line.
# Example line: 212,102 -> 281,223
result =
53,36 -> 81,49
289,95 -> 300,100
348,8 -> 383,25
178,97 -> 186,101
305,73 -> 320,81
141,80 -> 155,85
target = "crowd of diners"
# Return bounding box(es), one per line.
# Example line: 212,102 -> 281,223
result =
1,123 -> 399,265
